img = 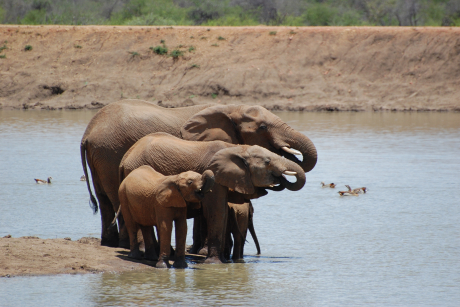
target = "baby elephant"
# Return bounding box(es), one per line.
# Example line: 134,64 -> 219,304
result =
118,165 -> 215,268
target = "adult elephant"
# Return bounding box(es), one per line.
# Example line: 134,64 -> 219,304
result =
81,99 -> 317,248
118,132 -> 306,263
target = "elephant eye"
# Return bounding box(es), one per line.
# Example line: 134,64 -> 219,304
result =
188,180 -> 193,185
258,124 -> 267,131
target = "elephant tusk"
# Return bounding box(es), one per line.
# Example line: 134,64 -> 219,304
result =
283,170 -> 297,176
282,146 -> 302,156
268,184 -> 276,188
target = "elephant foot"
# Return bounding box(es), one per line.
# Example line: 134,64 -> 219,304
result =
101,235 -> 119,248
232,257 -> 245,263
198,246 -> 208,256
155,260 -> 170,269
204,256 -> 223,264
128,249 -> 143,260
172,257 -> 188,269
188,244 -> 200,254
144,248 -> 158,261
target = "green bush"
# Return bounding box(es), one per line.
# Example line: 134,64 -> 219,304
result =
0,6 -> 6,23
21,9 -> 48,25
0,42 -> 7,52
203,5 -> 259,26
421,2 -> 445,26
2,0 -> 459,27
302,3 -> 337,26
108,0 -> 191,25
24,45 -> 33,51
170,49 -> 183,59
150,45 -> 168,55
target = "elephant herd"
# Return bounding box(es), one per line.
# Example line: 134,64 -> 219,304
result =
80,100 -> 317,268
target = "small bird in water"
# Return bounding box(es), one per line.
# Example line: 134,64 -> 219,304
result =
338,185 -> 359,196
80,175 -> 86,181
352,187 -> 367,194
345,185 -> 367,194
321,182 -> 336,188
35,177 -> 52,184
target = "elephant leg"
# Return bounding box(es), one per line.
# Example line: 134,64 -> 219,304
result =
190,216 -> 202,254
140,226 -> 158,261
120,206 -> 142,260
201,185 -> 228,264
97,192 -> 119,247
231,230 -> 245,261
198,217 -> 209,256
156,210 -> 173,269
117,213 -> 130,249
172,209 -> 188,269
235,204 -> 250,260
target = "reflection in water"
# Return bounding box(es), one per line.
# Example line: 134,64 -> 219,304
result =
1,110 -> 459,306
90,263 -> 255,306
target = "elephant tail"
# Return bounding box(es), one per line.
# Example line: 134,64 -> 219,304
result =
249,215 -> 261,255
109,205 -> 121,230
80,139 -> 98,214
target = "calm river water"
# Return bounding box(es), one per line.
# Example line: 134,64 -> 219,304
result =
1,109 -> 459,306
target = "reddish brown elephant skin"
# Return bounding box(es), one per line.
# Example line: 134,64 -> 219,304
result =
118,133 -> 306,264
81,99 -> 317,249
119,165 -> 214,269
225,192 -> 261,261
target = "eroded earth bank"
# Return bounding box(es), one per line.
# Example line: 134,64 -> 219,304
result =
1,25 -> 459,111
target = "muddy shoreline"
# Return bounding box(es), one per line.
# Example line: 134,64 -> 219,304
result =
1,26 -> 459,112
0,236 -> 164,277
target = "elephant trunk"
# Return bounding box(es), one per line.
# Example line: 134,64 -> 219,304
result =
278,157 -> 306,191
278,125 -> 317,173
201,170 -> 215,194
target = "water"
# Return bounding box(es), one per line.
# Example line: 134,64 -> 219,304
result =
1,110 -> 459,306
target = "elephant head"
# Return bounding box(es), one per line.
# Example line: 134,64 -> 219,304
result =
157,170 -> 215,206
180,105 -> 317,173
208,145 -> 306,195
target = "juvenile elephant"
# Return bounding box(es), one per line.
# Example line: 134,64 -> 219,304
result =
80,100 -> 317,248
118,165 -> 215,268
225,192 -> 261,261
119,132 -> 306,263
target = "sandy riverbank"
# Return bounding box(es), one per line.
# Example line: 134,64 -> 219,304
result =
0,236 -> 159,277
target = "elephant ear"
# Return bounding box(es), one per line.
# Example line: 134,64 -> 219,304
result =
180,105 -> 240,143
155,180 -> 186,208
208,146 -> 255,195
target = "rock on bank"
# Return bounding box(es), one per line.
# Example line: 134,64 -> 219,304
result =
0,26 -> 459,111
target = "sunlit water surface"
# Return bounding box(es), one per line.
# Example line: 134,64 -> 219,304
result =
1,110 -> 459,306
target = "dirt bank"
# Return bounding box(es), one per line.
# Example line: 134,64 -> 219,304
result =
0,236 -> 160,277
1,25 -> 459,112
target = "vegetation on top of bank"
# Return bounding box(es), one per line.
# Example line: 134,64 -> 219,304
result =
0,0 -> 459,27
